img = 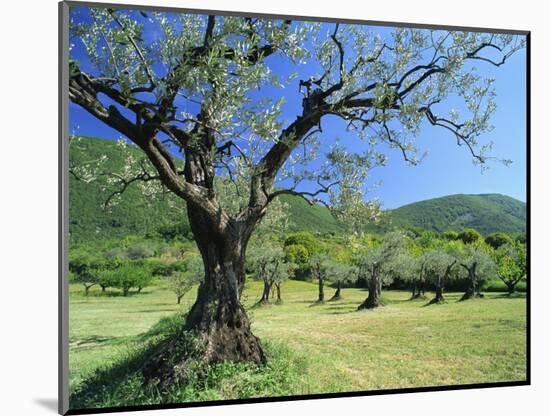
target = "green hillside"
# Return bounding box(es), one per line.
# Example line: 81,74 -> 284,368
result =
69,137 -> 342,242
69,137 -> 188,243
381,193 -> 526,235
69,137 -> 525,242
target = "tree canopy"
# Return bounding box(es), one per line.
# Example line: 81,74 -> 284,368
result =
69,8 -> 524,227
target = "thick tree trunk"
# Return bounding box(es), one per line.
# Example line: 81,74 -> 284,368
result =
330,280 -> 342,301
140,143 -> 266,385
358,272 -> 382,310
185,246 -> 264,366
317,276 -> 325,302
100,285 -> 106,292
177,294 -> 183,304
183,206 -> 265,366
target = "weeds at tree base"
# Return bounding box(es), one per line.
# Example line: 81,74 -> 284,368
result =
69,312 -> 307,410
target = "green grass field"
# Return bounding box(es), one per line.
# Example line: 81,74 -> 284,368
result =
69,280 -> 526,405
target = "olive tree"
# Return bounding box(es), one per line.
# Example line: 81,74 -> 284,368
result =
248,242 -> 292,305
326,262 -> 357,301
68,7 -> 523,364
355,231 -> 407,309
308,253 -> 335,303
167,255 -> 204,304
459,246 -> 496,300
99,261 -> 153,296
494,242 -> 527,294
424,249 -> 458,304
393,251 -> 427,300
69,253 -> 103,295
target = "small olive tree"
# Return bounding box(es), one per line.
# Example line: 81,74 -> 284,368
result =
424,249 -> 458,304
69,253 -> 103,295
459,246 -> 496,300
494,242 -> 527,294
167,255 -> 204,304
248,242 -> 293,305
355,231 -> 407,309
326,262 -> 357,301
393,251 -> 427,300
309,253 -> 335,303
99,261 -> 152,296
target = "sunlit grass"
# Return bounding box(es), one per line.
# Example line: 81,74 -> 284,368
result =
69,279 -> 526,404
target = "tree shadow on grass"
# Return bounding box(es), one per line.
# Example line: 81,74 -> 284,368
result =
493,292 -> 526,299
133,308 -> 179,314
308,300 -> 325,307
69,314 -> 202,410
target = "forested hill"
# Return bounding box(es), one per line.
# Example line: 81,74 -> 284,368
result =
68,136 -> 342,242
69,137 -> 525,242
380,193 -> 526,235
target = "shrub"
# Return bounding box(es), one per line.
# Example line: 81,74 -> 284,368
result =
457,228 -> 482,245
485,232 -> 513,249
99,262 -> 152,296
126,243 -> 156,260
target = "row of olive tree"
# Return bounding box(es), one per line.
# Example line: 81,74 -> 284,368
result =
69,253 -> 153,296
296,230 -> 526,310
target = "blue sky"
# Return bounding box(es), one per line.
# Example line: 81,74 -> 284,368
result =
69,7 -> 527,209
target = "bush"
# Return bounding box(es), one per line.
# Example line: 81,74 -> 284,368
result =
126,243 -> 157,260
485,232 -> 513,249
284,231 -> 322,256
457,228 -> 482,245
148,259 -> 186,277
99,262 -> 152,296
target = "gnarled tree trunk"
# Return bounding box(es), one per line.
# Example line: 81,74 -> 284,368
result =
358,269 -> 382,310
259,279 -> 272,304
184,208 -> 265,365
460,262 -> 479,301
410,280 -> 422,299
330,280 -> 342,301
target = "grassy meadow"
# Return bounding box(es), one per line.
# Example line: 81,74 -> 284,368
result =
69,279 -> 527,406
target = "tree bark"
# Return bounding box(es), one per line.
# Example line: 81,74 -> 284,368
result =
330,280 -> 342,301
460,262 -> 479,301
358,271 -> 382,309
275,282 -> 282,304
410,280 -> 420,299
177,294 -> 183,304
317,276 -> 325,302
259,279 -> 272,304
429,275 -> 445,304
183,207 -> 265,366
